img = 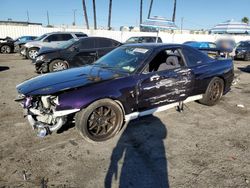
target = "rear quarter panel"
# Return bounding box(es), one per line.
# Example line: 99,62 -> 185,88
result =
191,58 -> 234,95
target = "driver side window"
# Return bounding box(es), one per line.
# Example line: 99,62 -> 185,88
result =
144,48 -> 185,73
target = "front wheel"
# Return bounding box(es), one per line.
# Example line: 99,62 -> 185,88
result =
27,47 -> 39,60
199,77 -> 224,106
76,99 -> 124,142
0,45 -> 11,54
49,59 -> 68,72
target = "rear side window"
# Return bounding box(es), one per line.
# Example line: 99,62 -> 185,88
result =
157,38 -> 162,43
182,47 -> 206,67
75,34 -> 87,38
96,38 -> 113,48
79,38 -> 95,49
140,37 -> 155,43
60,34 -> 73,41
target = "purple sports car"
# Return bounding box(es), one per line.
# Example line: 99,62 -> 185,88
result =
16,44 -> 234,142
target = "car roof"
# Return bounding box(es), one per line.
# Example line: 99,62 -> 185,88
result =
78,36 -> 119,41
122,43 -> 182,49
44,32 -> 86,35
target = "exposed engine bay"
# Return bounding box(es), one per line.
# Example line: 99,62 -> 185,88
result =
17,95 -> 77,137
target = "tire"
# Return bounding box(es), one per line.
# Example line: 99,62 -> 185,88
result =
76,99 -> 124,142
49,59 -> 68,72
244,52 -> 250,61
0,45 -> 11,54
199,77 -> 224,106
27,47 -> 39,60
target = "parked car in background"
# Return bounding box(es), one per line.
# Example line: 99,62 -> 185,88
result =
22,32 -> 88,60
234,41 -> 250,61
183,41 -> 217,48
125,36 -> 162,43
14,36 -> 37,52
183,41 -> 219,58
0,37 -> 14,54
34,37 -> 121,73
16,44 -> 234,142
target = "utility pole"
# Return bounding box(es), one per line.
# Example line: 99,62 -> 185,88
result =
92,0 -> 97,29
172,0 -> 177,22
108,0 -> 113,30
140,0 -> 143,25
47,11 -> 50,26
181,17 -> 184,33
73,9 -> 77,25
147,0 -> 153,19
82,0 -> 89,29
26,10 -> 30,22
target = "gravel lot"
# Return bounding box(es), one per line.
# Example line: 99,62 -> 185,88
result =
0,54 -> 250,188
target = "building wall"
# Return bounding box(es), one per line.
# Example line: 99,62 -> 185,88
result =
1,24 -> 250,43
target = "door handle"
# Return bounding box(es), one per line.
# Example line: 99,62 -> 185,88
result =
150,75 -> 160,81
89,52 -> 96,56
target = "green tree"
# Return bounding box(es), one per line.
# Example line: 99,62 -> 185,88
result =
242,17 -> 249,24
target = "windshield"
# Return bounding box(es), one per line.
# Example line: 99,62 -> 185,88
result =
35,34 -> 47,41
58,38 -> 79,49
94,46 -> 151,73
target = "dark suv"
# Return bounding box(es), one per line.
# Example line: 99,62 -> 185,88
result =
34,37 -> 121,73
235,41 -> 250,61
125,36 -> 162,43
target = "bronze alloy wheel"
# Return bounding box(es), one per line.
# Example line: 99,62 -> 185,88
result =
76,99 -> 124,142
87,106 -> 117,138
209,80 -> 222,102
199,77 -> 224,106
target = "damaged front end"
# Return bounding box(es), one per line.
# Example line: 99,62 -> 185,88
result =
16,94 -> 79,138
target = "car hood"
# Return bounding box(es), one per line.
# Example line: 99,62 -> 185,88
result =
16,65 -> 127,95
14,40 -> 33,46
38,47 -> 61,55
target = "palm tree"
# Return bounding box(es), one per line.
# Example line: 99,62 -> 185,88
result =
92,0 -> 97,29
140,0 -> 143,25
172,0 -> 177,22
147,0 -> 153,19
242,17 -> 249,24
108,0 -> 112,30
82,0 -> 89,29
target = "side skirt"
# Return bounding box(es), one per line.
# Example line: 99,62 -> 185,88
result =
125,94 -> 203,122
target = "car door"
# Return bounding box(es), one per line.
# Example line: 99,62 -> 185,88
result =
70,38 -> 97,67
95,38 -> 119,59
137,48 -> 194,111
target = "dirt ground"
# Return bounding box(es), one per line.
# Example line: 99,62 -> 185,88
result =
0,54 -> 249,188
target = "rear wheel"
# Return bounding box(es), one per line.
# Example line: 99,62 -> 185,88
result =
27,47 -> 39,60
0,45 -> 11,53
49,59 -> 68,72
199,77 -> 224,106
76,99 -> 124,142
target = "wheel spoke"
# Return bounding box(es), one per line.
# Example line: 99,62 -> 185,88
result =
104,107 -> 111,116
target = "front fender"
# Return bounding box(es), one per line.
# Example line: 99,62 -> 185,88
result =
56,76 -> 138,114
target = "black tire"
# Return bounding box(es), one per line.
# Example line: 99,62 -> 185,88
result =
244,52 -> 250,61
27,47 -> 39,60
0,45 -> 11,54
49,59 -> 68,72
199,77 -> 224,106
76,99 -> 124,142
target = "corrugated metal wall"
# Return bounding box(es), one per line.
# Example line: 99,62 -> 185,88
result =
1,25 -> 250,43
